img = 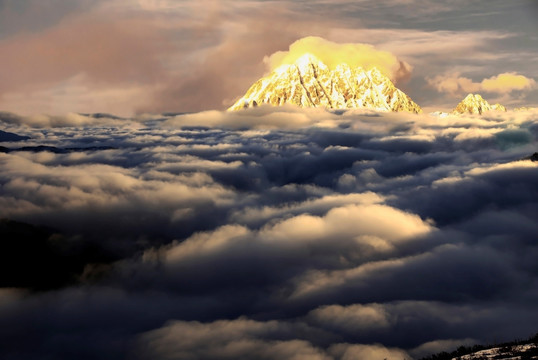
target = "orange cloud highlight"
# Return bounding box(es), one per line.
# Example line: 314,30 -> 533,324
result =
265,36 -> 412,82
427,73 -> 480,95
481,72 -> 536,92
428,72 -> 536,95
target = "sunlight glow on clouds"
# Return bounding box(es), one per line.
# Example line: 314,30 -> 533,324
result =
481,73 -> 537,93
428,72 -> 537,96
265,36 -> 412,82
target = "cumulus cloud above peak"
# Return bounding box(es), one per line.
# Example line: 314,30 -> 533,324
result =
265,36 -> 412,83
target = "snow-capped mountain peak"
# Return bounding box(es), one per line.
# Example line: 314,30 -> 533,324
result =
228,53 -> 422,113
452,93 -> 507,115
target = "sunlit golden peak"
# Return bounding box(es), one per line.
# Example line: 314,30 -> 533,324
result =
453,93 -> 506,115
229,53 -> 422,113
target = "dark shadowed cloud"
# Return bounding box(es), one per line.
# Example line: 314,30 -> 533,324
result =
0,107 -> 537,359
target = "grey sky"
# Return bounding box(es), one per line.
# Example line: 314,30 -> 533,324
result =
0,0 -> 536,115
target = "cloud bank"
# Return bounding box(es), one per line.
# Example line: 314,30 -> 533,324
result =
428,72 -> 537,97
0,106 -> 537,359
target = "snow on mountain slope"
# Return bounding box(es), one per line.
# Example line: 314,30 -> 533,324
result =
229,53 -> 422,113
452,93 -> 506,115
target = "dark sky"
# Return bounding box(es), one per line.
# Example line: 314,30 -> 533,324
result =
0,0 -> 536,115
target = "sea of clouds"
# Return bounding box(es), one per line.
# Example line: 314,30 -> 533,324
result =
0,106 -> 537,359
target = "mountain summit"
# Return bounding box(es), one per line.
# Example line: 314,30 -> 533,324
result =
229,53 -> 422,113
453,93 -> 506,115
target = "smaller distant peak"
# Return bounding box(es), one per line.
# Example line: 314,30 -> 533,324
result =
453,93 -> 505,115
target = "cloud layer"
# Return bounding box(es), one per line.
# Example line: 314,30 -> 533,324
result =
0,106 -> 537,359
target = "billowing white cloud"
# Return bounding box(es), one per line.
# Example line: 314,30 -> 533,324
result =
428,72 -> 537,96
481,72 -> 537,93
